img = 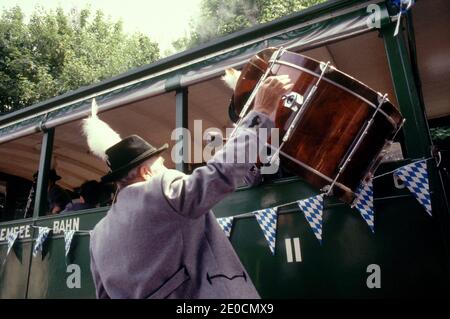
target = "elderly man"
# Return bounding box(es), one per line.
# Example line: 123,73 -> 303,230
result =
84,75 -> 292,299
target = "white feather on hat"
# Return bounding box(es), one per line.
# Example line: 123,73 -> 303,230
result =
82,99 -> 121,161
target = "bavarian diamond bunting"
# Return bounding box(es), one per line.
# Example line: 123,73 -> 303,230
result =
394,160 -> 432,216
254,208 -> 278,255
297,194 -> 324,244
353,179 -> 375,233
33,227 -> 51,257
64,230 -> 76,257
216,217 -> 234,238
6,231 -> 19,257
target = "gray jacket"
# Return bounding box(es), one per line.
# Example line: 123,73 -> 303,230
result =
89,110 -> 274,299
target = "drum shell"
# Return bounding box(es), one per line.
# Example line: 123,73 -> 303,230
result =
231,49 -> 404,203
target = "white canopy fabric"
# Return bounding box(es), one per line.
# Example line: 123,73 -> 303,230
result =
0,0 -> 448,191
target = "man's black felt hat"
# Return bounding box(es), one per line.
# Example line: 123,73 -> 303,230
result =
101,135 -> 168,182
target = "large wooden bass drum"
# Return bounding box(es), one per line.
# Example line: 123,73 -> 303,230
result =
229,47 -> 404,203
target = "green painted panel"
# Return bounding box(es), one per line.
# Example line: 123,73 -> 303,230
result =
0,220 -> 34,298
2,167 -> 449,298
26,209 -> 106,299
214,165 -> 450,298
382,22 -> 432,158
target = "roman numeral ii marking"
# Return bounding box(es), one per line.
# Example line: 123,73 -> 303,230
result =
285,237 -> 302,263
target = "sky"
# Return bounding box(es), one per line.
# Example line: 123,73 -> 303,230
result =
0,0 -> 203,53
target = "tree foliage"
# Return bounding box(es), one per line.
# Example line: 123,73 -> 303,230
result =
172,0 -> 326,52
0,6 -> 160,114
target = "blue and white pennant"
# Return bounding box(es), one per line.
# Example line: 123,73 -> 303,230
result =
216,217 -> 234,238
394,160 -> 432,216
253,208 -> 278,255
64,230 -> 76,257
6,231 -> 19,257
297,194 -> 324,244
33,227 -> 51,257
353,179 -> 375,233
2,232 -> 19,265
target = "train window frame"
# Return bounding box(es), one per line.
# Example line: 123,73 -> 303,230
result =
0,132 -> 44,224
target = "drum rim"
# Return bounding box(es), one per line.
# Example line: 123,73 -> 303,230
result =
272,50 -> 403,128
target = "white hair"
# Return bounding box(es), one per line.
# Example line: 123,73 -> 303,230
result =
116,156 -> 165,190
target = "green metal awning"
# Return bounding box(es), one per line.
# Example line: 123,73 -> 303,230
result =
0,0 -> 387,144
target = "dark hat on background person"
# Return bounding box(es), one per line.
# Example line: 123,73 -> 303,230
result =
102,135 -> 168,182
48,169 -> 62,181
33,169 -> 61,181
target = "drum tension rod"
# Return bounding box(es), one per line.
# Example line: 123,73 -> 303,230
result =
325,93 -> 388,197
269,61 -> 331,166
229,47 -> 285,139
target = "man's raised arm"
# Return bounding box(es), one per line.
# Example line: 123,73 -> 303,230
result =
162,75 -> 293,218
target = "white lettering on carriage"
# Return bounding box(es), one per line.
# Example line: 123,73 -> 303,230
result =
0,224 -> 32,241
25,225 -> 31,238
53,218 -> 80,234
53,220 -> 60,233
285,237 -> 302,263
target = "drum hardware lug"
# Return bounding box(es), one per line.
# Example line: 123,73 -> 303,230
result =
282,92 -> 304,112
326,93 -> 388,197
282,62 -> 330,143
321,185 -> 333,195
267,154 -> 280,169
269,47 -> 286,64
377,93 -> 388,104
320,61 -> 332,73
268,61 -> 331,171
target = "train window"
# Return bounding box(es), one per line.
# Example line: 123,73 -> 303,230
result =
187,77 -> 232,173
0,133 -> 42,221
50,93 -> 176,215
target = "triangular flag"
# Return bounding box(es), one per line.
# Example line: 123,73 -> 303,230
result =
297,194 -> 324,243
394,160 -> 432,216
253,208 -> 278,255
216,217 -> 234,237
33,227 -> 51,257
352,179 -> 375,233
64,230 -> 76,257
6,232 -> 19,257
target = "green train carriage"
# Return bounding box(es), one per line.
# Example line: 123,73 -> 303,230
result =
0,0 -> 449,298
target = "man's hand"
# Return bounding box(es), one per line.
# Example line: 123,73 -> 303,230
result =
254,75 -> 293,116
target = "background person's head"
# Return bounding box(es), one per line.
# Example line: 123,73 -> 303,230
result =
79,180 -> 102,206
